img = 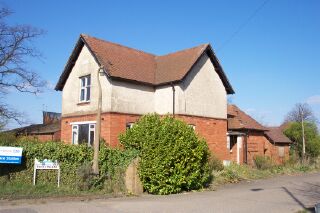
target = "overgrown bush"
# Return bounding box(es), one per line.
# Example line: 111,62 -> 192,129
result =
119,114 -> 211,195
208,154 -> 224,172
76,162 -> 93,191
103,167 -> 126,195
0,138 -> 137,191
253,156 -> 273,170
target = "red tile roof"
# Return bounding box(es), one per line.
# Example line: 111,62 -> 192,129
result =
55,34 -> 234,94
227,104 -> 267,131
265,127 -> 292,144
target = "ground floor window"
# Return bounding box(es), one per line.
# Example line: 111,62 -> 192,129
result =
188,124 -> 196,130
229,135 -> 237,151
126,122 -> 135,130
72,122 -> 95,146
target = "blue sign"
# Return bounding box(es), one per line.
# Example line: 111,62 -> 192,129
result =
0,146 -> 23,164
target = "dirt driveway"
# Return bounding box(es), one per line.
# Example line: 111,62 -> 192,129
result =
1,172 -> 320,213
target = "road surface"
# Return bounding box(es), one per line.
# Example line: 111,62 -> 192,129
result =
1,172 -> 320,213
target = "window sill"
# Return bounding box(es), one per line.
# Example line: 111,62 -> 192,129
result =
77,101 -> 90,106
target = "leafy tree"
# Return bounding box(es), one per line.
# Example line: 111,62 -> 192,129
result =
284,122 -> 320,159
284,103 -> 318,158
119,114 -> 211,195
0,7 -> 45,127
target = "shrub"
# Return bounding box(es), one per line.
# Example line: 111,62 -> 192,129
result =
254,156 -> 273,170
0,138 -> 137,190
208,154 -> 224,172
76,162 -> 93,191
103,167 -> 126,195
119,114 -> 211,195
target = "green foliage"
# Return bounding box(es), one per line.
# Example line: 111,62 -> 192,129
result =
253,156 -> 274,170
284,121 -> 320,159
119,114 -> 211,195
0,137 -> 137,191
306,136 -> 320,158
76,162 -> 93,191
103,167 -> 127,195
0,132 -> 18,145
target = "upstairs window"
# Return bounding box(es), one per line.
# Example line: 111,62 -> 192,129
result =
79,75 -> 91,102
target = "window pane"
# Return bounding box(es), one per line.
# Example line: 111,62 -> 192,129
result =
89,130 -> 94,146
86,87 -> 90,101
80,89 -> 85,101
72,131 -> 77,144
87,76 -> 91,86
81,78 -> 86,87
230,136 -> 237,150
78,124 -> 89,145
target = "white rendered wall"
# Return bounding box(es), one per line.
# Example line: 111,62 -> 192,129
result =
62,45 -> 227,119
177,54 -> 227,119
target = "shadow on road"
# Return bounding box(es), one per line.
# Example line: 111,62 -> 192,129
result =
0,208 -> 38,213
282,183 -> 320,213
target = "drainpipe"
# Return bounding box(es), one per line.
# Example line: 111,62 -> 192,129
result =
171,82 -> 175,117
92,65 -> 104,175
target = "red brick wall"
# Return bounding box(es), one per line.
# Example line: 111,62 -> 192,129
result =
246,131 -> 269,165
61,113 -> 230,161
28,131 -> 60,142
267,143 -> 290,164
175,115 -> 231,162
61,113 -> 291,165
245,131 -> 290,165
53,130 -> 61,141
61,113 -> 139,147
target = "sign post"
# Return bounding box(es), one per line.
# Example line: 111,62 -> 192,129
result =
33,158 -> 61,187
0,146 -> 23,164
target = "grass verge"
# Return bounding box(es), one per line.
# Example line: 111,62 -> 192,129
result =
209,162 -> 320,190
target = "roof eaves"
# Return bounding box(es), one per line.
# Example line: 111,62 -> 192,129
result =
55,37 -> 84,91
206,45 -> 235,94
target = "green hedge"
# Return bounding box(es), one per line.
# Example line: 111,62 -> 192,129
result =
119,114 -> 211,195
0,137 -> 138,189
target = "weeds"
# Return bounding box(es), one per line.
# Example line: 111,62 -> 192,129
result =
210,159 -> 320,190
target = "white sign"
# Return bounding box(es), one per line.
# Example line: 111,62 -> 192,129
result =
33,158 -> 61,187
35,159 -> 60,170
0,146 -> 23,164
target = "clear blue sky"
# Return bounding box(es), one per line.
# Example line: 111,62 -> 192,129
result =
2,0 -> 320,129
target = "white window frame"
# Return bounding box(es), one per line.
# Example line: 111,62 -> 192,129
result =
126,122 -> 135,130
188,124 -> 196,130
71,121 -> 96,147
72,125 -> 79,145
79,75 -> 91,102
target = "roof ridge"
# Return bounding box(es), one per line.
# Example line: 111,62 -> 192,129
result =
81,34 -> 157,57
155,43 -> 209,58
154,43 -> 209,83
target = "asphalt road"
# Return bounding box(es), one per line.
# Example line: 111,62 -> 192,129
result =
1,172 -> 320,213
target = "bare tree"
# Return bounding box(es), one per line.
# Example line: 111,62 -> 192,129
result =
0,7 -> 45,128
284,103 -> 317,160
284,103 -> 317,123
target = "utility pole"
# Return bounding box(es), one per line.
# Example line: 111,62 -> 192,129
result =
300,106 -> 306,161
92,66 -> 103,174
